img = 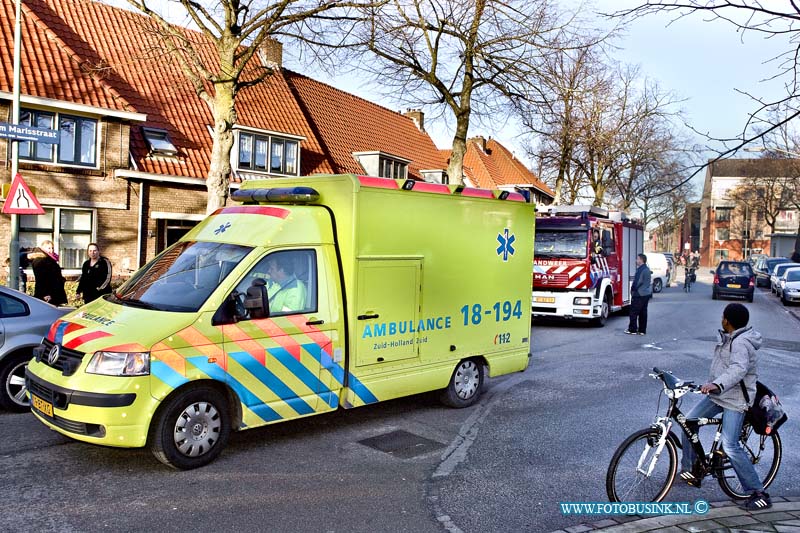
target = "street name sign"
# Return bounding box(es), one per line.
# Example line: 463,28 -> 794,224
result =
0,122 -> 60,144
2,173 -> 45,215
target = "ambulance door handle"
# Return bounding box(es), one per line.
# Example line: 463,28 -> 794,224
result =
357,313 -> 379,320
306,319 -> 325,326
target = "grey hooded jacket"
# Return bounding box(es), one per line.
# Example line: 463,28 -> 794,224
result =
709,326 -> 762,412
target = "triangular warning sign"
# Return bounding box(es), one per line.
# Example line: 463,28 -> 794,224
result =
2,173 -> 44,215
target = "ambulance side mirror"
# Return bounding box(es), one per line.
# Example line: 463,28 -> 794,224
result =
244,279 -> 269,319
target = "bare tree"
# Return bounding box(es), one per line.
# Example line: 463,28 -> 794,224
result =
125,0 -> 366,213
346,0 -> 583,184
613,1 -> 800,159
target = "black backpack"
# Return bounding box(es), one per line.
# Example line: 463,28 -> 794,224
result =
741,381 -> 788,435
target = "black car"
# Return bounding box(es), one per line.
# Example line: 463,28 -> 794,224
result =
754,257 -> 790,288
712,261 -> 755,302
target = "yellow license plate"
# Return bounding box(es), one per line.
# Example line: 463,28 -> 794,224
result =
31,394 -> 53,417
534,297 -> 556,303
728,284 -> 741,288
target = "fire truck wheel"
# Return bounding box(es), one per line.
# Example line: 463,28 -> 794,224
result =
593,292 -> 611,327
149,386 -> 231,470
441,359 -> 483,408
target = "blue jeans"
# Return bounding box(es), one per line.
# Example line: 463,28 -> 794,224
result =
680,396 -> 764,494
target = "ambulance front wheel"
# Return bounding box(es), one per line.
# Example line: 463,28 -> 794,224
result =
149,386 -> 231,470
441,359 -> 484,408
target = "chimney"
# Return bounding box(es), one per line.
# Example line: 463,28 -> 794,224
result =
468,136 -> 487,152
258,38 -> 282,69
404,109 -> 425,132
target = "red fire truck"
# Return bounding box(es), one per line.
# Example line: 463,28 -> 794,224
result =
531,205 -> 644,326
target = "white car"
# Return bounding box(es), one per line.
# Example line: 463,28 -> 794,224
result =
770,263 -> 800,294
644,252 -> 670,293
778,267 -> 800,305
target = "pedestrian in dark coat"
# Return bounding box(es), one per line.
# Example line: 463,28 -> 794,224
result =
77,243 -> 113,303
28,240 -> 67,306
626,253 -> 652,335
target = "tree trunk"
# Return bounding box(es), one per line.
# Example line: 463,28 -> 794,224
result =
206,85 -> 237,214
447,115 -> 470,186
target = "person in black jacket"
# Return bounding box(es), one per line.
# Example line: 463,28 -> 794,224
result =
77,243 -> 113,303
28,240 -> 67,306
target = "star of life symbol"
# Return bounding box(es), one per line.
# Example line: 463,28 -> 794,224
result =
496,228 -> 516,261
214,222 -> 231,235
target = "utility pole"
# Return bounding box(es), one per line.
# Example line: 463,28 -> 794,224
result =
6,0 -> 22,290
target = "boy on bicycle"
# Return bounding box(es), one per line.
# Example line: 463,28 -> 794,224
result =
679,303 -> 770,510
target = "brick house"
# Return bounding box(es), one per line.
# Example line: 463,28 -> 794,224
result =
1,0 -> 455,277
444,136 -> 554,205
699,158 -> 800,266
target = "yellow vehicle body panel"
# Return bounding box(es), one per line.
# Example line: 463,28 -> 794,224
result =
25,174 -> 534,451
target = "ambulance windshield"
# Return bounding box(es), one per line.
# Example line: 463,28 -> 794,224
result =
534,230 -> 588,259
112,241 -> 252,312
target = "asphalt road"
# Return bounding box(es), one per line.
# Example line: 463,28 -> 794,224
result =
1,271 -> 798,532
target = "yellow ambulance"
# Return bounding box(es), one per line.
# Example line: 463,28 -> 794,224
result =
26,174 -> 534,469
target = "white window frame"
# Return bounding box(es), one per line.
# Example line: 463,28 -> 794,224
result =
142,127 -> 178,157
18,108 -> 100,168
232,127 -> 303,177
19,206 -> 97,274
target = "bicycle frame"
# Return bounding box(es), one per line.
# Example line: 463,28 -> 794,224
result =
639,375 -> 724,479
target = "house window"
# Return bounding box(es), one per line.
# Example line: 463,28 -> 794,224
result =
237,132 -> 299,175
19,208 -> 94,269
714,249 -> 729,262
143,127 -> 177,156
715,207 -> 732,222
715,228 -> 730,240
379,157 -> 408,179
19,109 -> 97,167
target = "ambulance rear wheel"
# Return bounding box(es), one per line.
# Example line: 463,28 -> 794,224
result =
441,359 -> 483,408
149,386 -> 231,470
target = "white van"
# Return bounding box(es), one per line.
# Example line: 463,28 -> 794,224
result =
644,252 -> 670,293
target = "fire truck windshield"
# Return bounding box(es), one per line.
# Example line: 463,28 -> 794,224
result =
534,230 -> 588,259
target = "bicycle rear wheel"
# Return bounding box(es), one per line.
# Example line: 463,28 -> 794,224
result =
607,428 -> 678,503
717,425 -> 781,499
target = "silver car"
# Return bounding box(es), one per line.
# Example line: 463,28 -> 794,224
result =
770,262 -> 800,294
0,286 -> 69,411
779,267 -> 800,305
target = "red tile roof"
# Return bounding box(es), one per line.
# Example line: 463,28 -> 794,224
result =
2,0 -> 445,181
453,137 -> 554,196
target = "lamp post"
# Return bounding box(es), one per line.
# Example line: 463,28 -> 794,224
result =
6,0 -> 22,290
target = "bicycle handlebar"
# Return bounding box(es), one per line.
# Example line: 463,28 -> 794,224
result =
651,367 -> 700,391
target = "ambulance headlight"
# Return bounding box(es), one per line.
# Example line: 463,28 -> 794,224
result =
573,297 -> 591,306
87,351 -> 150,376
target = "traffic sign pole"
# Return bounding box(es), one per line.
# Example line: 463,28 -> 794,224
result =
7,0 -> 22,290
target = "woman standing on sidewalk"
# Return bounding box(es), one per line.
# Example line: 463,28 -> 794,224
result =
77,243 -> 113,303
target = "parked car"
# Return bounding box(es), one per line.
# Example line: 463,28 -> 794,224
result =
661,252 -> 676,285
779,267 -> 800,305
0,286 -> 69,411
711,261 -> 755,302
770,262 -> 800,294
644,252 -> 670,293
754,257 -> 790,287
747,253 -> 768,267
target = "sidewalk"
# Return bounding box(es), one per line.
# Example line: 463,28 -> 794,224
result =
553,498 -> 800,532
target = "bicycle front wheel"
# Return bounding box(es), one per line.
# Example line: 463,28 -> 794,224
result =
607,428 -> 678,503
717,426 -> 782,499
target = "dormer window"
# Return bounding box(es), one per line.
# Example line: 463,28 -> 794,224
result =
235,129 -> 301,176
353,151 -> 411,179
143,127 -> 178,157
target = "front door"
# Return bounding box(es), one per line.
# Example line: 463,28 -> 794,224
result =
220,248 -> 335,428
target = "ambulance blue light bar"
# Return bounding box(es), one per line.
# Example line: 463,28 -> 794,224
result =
231,187 -> 319,204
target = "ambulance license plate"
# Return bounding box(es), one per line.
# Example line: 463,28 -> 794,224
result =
534,297 -> 556,303
728,284 -> 741,288
32,394 -> 53,417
